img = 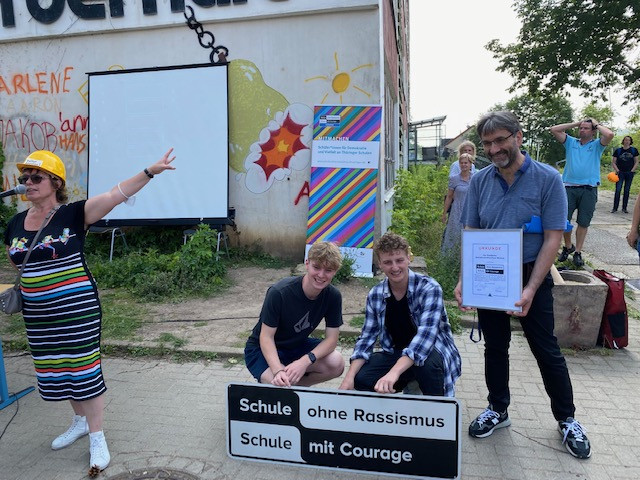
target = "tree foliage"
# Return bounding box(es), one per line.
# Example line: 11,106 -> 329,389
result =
487,1 -> 640,105
460,94 -> 574,165
505,93 -> 574,164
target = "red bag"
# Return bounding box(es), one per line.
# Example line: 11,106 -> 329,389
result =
593,269 -> 628,349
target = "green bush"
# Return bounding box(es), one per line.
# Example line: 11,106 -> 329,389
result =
333,255 -> 355,284
390,164 -> 459,303
391,165 -> 449,254
88,224 -> 227,300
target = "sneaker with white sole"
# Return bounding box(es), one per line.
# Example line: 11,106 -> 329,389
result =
469,407 -> 511,438
558,417 -> 591,459
51,415 -> 89,450
89,431 -> 111,471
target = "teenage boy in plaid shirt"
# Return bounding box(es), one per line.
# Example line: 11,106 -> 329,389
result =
340,232 -> 461,397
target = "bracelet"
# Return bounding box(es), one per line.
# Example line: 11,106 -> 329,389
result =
273,369 -> 284,377
144,168 -> 154,179
117,182 -> 130,200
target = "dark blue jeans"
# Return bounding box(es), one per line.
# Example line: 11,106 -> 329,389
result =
354,348 -> 444,396
613,171 -> 635,211
477,273 -> 575,421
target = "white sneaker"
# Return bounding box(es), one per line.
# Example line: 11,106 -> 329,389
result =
51,415 -> 89,450
89,431 -> 111,471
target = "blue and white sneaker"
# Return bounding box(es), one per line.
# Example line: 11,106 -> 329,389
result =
469,407 -> 511,438
559,417 -> 591,459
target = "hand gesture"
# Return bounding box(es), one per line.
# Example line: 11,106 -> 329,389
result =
147,148 -> 176,176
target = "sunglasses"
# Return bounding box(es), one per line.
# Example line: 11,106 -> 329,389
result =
18,174 -> 50,185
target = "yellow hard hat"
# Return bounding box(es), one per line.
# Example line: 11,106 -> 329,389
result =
607,172 -> 619,183
17,150 -> 66,184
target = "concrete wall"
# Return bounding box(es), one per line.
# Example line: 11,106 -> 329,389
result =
0,1 -> 383,258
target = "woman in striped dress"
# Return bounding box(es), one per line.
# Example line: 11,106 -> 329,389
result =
4,149 -> 175,472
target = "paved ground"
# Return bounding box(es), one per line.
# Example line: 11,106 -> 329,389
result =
2,189 -> 640,480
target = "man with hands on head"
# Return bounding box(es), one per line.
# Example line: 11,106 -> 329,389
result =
455,111 -> 592,459
340,232 -> 461,397
244,242 -> 345,387
550,118 -> 614,267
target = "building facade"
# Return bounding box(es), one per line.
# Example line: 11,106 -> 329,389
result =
0,0 -> 409,258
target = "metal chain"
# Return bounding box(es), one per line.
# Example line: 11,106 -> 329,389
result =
183,5 -> 229,64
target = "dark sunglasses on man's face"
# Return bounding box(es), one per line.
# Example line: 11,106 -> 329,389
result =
18,174 -> 49,185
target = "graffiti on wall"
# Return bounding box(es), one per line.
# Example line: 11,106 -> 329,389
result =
0,65 -> 87,197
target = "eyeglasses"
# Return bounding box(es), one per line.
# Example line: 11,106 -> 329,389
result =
481,132 -> 514,150
17,174 -> 49,185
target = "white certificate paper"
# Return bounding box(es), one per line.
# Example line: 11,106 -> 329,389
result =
461,229 -> 523,311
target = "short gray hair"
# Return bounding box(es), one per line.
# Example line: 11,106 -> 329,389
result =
477,111 -> 522,137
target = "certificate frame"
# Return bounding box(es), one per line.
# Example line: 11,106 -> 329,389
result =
461,229 -> 523,312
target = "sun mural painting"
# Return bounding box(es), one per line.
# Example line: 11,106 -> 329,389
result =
305,52 -> 373,104
244,103 -> 312,194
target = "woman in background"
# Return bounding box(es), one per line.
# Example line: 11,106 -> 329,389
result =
611,136 -> 639,213
442,153 -> 474,254
449,140 -> 477,177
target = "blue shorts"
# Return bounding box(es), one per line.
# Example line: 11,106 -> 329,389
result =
636,237 -> 640,264
244,337 -> 322,382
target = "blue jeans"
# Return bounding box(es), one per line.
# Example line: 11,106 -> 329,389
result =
613,171 -> 635,211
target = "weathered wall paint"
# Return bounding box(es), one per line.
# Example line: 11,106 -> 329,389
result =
0,8 -> 380,258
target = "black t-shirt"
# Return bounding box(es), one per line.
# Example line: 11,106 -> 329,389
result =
384,293 -> 416,350
614,146 -> 639,172
4,201 -> 88,264
247,276 -> 343,350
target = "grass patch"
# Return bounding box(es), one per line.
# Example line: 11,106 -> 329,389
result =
446,308 -> 462,334
0,313 -> 24,337
100,290 -> 145,340
102,344 -> 219,362
157,333 -> 188,348
226,244 -> 293,269
561,346 -> 613,356
349,315 -> 365,329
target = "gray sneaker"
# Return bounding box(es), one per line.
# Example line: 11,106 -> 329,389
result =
469,407 -> 511,438
558,417 -> 591,459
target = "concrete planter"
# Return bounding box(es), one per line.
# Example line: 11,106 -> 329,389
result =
553,270 -> 608,348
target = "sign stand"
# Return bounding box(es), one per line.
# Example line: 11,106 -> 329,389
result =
0,339 -> 34,410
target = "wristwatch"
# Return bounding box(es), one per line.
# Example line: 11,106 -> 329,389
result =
307,352 -> 317,364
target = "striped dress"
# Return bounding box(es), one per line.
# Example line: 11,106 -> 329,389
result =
4,201 -> 106,401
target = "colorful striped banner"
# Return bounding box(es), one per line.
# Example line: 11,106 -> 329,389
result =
313,105 -> 381,142
306,167 -> 377,247
307,105 -> 381,277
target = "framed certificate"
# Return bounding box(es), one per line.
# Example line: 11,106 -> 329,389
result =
461,229 -> 523,312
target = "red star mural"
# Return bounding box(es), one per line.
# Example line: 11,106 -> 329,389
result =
254,113 -> 308,181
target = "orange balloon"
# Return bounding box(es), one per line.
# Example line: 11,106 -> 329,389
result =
607,172 -> 619,183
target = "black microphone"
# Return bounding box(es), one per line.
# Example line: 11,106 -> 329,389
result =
0,184 -> 27,198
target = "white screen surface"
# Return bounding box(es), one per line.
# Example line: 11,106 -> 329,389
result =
88,64 -> 228,224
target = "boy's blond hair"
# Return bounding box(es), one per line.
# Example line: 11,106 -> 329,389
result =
307,242 -> 343,270
374,232 -> 410,258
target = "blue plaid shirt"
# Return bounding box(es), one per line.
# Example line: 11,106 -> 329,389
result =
351,269 -> 462,397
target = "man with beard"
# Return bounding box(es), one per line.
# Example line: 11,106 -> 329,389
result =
455,111 -> 591,459
550,119 -> 614,267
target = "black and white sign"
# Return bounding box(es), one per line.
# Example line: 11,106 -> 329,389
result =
226,383 -> 461,479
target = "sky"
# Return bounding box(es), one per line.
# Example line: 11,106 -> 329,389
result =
408,0 -> 633,139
